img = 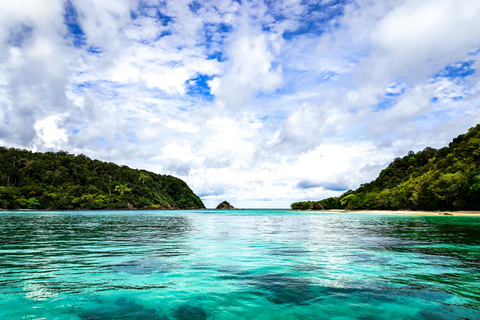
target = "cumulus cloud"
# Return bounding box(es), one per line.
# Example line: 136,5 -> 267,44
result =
209,7 -> 283,111
267,101 -> 347,154
0,0 -> 74,146
368,85 -> 435,136
369,0 -> 480,83
33,115 -> 69,149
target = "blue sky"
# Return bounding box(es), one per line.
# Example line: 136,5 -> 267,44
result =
1,0 -> 480,208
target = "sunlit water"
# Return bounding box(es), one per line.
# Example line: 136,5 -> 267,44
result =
0,210 -> 479,319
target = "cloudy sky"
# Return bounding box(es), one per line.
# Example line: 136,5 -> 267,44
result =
1,0 -> 480,208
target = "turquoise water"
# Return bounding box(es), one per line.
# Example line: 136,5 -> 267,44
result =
0,210 -> 479,319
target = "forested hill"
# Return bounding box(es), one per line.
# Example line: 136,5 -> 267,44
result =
292,124 -> 480,211
0,147 -> 205,210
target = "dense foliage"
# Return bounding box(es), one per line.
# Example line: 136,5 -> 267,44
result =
216,201 -> 235,209
292,124 -> 480,211
0,147 -> 205,210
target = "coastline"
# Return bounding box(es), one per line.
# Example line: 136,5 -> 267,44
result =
4,208 -> 480,216
321,209 -> 480,217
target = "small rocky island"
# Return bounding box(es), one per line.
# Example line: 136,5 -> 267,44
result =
216,201 -> 236,209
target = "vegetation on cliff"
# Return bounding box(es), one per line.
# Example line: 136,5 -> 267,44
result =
292,124 -> 480,211
0,147 -> 205,210
216,201 -> 235,209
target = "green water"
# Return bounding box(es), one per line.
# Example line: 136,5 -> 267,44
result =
0,210 -> 479,319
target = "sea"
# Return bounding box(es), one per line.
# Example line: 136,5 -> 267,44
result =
0,210 -> 479,319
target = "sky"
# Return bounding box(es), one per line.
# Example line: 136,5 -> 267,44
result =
1,0 -> 480,208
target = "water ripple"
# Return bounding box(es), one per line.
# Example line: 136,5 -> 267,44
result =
0,210 -> 479,319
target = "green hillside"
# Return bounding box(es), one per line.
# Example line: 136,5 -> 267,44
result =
0,147 -> 205,210
292,124 -> 480,211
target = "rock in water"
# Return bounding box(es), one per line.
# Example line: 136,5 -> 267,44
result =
215,201 -> 236,209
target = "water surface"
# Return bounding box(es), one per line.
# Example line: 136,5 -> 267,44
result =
0,210 -> 479,319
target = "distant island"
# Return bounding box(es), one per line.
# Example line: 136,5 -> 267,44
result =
292,124 -> 480,211
216,201 -> 236,209
0,147 -> 205,210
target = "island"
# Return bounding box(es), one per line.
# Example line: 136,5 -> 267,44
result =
292,123 -> 480,211
216,201 -> 236,209
0,147 -> 205,210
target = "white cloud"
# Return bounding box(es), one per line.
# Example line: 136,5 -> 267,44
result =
71,0 -> 132,54
209,10 -> 283,111
34,115 -> 68,149
361,0 -> 480,92
267,101 -> 347,154
368,85 -> 435,136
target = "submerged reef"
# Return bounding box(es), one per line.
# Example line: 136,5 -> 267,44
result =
172,304 -> 207,320
80,297 -> 163,320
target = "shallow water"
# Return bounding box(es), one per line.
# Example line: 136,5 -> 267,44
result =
0,210 -> 479,319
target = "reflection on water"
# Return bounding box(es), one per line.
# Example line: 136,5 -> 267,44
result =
0,210 -> 479,319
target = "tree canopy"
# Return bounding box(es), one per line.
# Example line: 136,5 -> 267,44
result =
0,147 -> 205,210
292,124 -> 480,211
216,201 -> 235,209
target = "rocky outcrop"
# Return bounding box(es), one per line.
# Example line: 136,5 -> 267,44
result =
216,201 -> 236,209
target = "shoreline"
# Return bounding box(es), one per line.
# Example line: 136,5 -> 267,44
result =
320,209 -> 480,217
3,208 -> 480,216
